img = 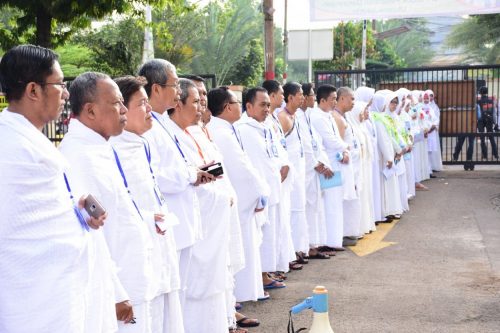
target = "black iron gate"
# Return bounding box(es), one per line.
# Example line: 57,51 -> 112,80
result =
315,65 -> 500,167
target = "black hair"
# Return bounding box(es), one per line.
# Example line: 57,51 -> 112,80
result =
479,86 -> 488,95
316,84 -> 336,104
302,83 -> 314,96
207,86 -> 232,117
245,87 -> 267,107
283,82 -> 302,103
0,44 -> 58,102
69,72 -> 110,116
114,75 -> 147,108
262,79 -> 281,95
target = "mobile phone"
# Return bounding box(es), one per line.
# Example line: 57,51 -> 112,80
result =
201,162 -> 224,177
84,194 -> 106,219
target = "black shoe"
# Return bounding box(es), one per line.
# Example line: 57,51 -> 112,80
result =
342,237 -> 357,246
430,174 -> 437,178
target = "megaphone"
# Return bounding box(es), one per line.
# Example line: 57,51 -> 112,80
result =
290,286 -> 334,333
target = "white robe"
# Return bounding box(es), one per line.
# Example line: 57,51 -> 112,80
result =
264,115 -> 296,271
173,122 -> 232,333
207,116 -> 270,302
0,111 -> 90,333
279,109 -> 309,253
340,114 -> 362,237
60,119 -> 154,333
143,111 -> 202,306
365,117 -> 384,222
309,107 -> 348,248
373,119 -> 403,217
110,131 -> 183,333
297,108 -> 330,247
188,124 -> 242,329
427,101 -> 443,171
236,114 -> 282,272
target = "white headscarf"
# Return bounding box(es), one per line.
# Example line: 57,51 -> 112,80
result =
354,86 -> 375,103
346,101 -> 372,161
370,90 -> 391,113
384,91 -> 399,119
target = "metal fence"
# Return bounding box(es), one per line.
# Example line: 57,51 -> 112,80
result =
315,65 -> 500,167
38,73 -> 217,146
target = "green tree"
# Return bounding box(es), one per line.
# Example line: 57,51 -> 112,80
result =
0,0 -> 168,48
152,2 -> 200,72
75,18 -> 144,76
189,0 -> 263,85
376,18 -> 434,67
313,21 -> 405,72
225,39 -> 264,86
55,43 -> 95,77
446,14 -> 500,64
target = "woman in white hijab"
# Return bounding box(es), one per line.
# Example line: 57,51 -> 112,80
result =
424,89 -> 443,172
370,91 -> 403,220
400,99 -> 416,199
384,92 -> 409,213
346,101 -> 376,235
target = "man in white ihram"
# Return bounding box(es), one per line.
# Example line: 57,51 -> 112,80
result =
60,72 -> 154,333
0,44 -> 105,333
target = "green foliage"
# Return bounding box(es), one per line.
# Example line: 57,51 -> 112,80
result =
225,39 -> 264,86
75,18 -> 144,76
312,21 -> 408,72
56,43 -> 95,78
375,18 -> 434,67
0,0 -> 168,48
446,14 -> 500,64
189,0 -> 263,85
152,2 -> 199,72
313,22 -> 377,71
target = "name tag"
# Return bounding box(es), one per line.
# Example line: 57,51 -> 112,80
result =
271,144 -> 279,157
153,183 -> 166,206
311,139 -> 318,151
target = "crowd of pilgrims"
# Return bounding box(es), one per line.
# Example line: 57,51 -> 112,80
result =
0,45 -> 443,333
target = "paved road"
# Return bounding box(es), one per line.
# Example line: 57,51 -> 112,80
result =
241,167 -> 500,333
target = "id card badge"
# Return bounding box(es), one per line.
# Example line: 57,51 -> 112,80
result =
153,183 -> 166,206
280,138 -> 287,150
311,139 -> 318,151
271,144 -> 279,157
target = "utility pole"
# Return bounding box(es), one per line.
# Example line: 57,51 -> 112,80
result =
283,0 -> 288,83
263,0 -> 275,80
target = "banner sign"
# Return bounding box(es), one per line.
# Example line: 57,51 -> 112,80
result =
310,0 -> 500,21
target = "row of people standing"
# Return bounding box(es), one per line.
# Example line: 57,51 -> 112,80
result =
0,44 -> 440,333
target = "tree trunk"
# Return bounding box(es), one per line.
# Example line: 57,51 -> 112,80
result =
36,5 -> 53,48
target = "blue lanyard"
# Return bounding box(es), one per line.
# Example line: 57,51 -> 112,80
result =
263,128 -> 272,158
112,148 -> 144,221
151,113 -> 188,163
231,124 -> 244,151
143,138 -> 166,206
305,113 -> 315,140
63,173 -> 90,231
295,120 -> 304,157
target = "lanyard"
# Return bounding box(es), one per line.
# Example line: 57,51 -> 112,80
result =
202,126 -> 212,141
284,108 -> 304,157
231,124 -> 244,151
63,173 -> 89,231
112,148 -> 144,221
185,128 -> 207,164
263,128 -> 272,158
142,138 -> 165,206
151,113 -> 188,163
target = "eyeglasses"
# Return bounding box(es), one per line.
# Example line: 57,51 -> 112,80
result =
37,81 -> 68,90
157,82 -> 180,88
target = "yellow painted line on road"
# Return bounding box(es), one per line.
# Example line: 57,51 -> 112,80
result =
348,219 -> 400,257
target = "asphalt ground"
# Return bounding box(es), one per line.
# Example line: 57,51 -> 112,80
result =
240,166 -> 500,333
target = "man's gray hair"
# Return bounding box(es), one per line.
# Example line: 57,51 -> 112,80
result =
69,72 -> 110,116
137,58 -> 177,97
336,86 -> 354,100
179,78 -> 197,105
